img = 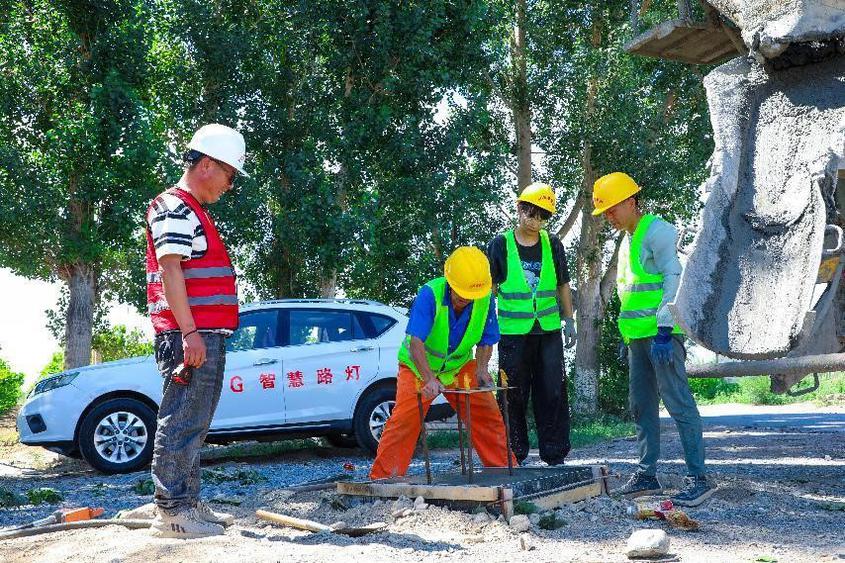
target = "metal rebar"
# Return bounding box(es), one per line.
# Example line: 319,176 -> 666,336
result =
465,391 -> 474,484
455,394 -> 466,475
416,388 -> 432,485
500,370 -> 514,476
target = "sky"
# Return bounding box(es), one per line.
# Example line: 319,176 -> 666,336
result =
0,268 -> 150,387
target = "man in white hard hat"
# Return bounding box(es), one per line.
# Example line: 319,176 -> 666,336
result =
145,124 -> 248,538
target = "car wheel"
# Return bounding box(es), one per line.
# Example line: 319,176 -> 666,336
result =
353,384 -> 396,456
78,397 -> 157,474
325,433 -> 359,448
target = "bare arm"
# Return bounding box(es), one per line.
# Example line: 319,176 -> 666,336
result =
409,336 -> 443,399
159,254 -> 206,367
474,345 -> 494,387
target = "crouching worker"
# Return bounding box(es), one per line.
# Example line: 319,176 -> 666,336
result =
370,246 -> 517,479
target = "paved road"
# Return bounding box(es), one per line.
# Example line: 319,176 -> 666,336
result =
663,403 -> 845,432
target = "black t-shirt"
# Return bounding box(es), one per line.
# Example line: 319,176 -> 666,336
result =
487,231 -> 571,334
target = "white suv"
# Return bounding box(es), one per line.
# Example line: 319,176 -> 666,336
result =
17,299 -> 452,474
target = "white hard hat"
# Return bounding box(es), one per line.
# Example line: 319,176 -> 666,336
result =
187,123 -> 249,177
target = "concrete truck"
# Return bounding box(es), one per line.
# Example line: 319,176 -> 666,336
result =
625,0 -> 845,395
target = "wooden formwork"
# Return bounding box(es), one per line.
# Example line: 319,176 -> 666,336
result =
337,465 -> 608,520
624,19 -> 742,65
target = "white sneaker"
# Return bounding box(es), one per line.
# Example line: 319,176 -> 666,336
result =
150,507 -> 225,539
195,500 -> 235,527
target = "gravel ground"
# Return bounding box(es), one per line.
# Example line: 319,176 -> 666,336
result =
1,403 -> 844,562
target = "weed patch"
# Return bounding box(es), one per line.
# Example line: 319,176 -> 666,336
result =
202,468 -> 266,485
132,479 -> 155,496
513,500 -> 539,515
0,486 -> 26,507
538,512 -> 566,530
25,487 -> 63,505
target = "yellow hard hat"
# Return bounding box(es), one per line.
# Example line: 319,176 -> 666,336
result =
591,172 -> 641,216
517,182 -> 556,214
444,246 -> 492,300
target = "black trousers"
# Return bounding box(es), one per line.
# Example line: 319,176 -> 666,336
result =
497,331 -> 571,465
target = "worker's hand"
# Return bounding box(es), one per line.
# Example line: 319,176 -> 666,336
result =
421,377 -> 444,400
476,369 -> 494,389
650,327 -> 674,365
563,317 -> 577,349
182,331 -> 207,368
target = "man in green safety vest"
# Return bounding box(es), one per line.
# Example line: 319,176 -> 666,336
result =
487,183 -> 576,467
592,171 -> 713,507
370,246 -> 515,479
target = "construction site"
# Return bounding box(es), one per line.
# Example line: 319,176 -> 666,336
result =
2,0 -> 845,561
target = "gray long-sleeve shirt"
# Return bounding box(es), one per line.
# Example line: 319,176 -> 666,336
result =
635,217 -> 682,328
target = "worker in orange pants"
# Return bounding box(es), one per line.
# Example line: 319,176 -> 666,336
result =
370,361 -> 515,479
370,247 -> 516,479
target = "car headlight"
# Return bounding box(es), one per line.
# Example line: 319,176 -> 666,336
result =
30,372 -> 79,396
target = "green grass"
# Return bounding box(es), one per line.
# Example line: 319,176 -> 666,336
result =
426,414 -> 634,451
690,373 -> 845,406
201,468 -> 266,485
203,438 -> 322,461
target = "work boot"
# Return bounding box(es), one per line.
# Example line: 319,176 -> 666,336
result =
612,471 -> 662,498
670,475 -> 715,507
150,507 -> 225,539
195,500 -> 235,527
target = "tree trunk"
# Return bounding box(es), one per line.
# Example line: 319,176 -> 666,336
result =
573,144 -> 603,416
320,271 -> 338,298
572,20 -> 605,416
62,263 -> 97,370
511,0 -> 532,191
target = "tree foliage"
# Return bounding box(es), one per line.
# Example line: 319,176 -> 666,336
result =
0,0 -> 162,368
92,324 -> 153,362
0,358 -> 25,415
0,1 -> 714,416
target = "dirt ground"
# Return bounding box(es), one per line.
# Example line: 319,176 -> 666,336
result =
1,403 -> 844,563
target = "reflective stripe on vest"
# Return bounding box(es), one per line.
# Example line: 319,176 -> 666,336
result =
146,266 -> 235,283
397,277 -> 490,386
145,188 -> 239,334
615,214 -> 682,343
497,229 -> 561,335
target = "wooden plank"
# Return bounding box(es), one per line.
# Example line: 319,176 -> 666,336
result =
593,465 -> 609,496
526,481 -> 604,512
337,481 -> 502,502
624,18 -> 741,65
499,488 -> 514,521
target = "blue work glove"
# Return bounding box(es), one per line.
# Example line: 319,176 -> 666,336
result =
563,317 -> 577,349
617,341 -> 628,364
651,326 -> 674,364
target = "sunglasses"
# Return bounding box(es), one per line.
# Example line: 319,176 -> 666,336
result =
208,157 -> 236,185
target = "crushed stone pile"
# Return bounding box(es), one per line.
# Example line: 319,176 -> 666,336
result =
673,53 -> 845,359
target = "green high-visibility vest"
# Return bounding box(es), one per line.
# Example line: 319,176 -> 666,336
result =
397,277 -> 490,386
497,229 -> 561,335
616,214 -> 683,343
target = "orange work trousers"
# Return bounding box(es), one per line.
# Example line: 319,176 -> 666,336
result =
370,360 -> 516,479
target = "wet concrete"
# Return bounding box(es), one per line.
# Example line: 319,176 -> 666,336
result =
708,0 -> 845,59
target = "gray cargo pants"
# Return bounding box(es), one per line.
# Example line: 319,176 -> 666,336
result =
628,335 -> 706,477
151,332 -> 226,512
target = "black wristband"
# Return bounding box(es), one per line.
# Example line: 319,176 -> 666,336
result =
182,329 -> 198,338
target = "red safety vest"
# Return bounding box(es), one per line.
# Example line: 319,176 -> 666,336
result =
145,187 -> 239,334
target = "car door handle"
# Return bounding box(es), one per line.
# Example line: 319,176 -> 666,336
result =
253,358 -> 278,366
349,345 -> 374,353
